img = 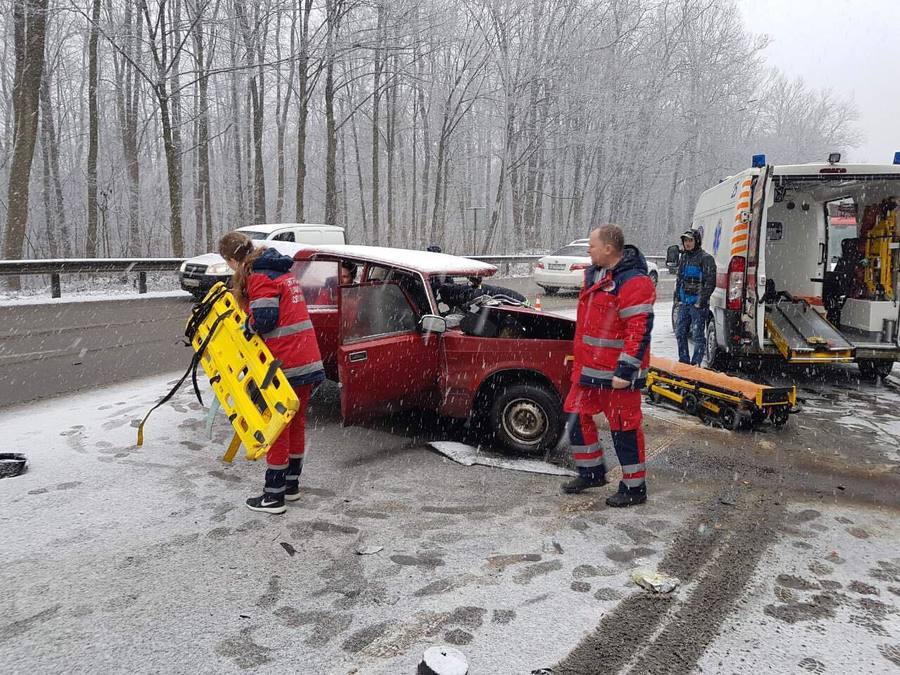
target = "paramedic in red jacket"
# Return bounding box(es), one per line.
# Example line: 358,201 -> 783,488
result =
562,224 -> 655,507
219,232 -> 326,515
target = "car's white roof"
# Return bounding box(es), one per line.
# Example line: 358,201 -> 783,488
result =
238,223 -> 345,234
267,242 -> 498,276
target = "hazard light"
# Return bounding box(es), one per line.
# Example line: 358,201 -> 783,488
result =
727,256 -> 745,310
751,154 -> 766,168
535,261 -> 544,269
893,152 -> 900,165
571,262 -> 590,270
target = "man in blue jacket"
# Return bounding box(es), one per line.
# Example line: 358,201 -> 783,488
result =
674,229 -> 717,366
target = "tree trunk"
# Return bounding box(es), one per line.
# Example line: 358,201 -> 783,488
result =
39,73 -> 69,256
370,3 -> 385,243
323,0 -> 340,225
294,0 -> 312,222
3,0 -> 50,275
85,0 -> 101,257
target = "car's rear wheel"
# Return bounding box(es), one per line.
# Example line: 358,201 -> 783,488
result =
490,383 -> 562,454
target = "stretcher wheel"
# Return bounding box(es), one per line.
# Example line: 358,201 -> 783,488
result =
647,388 -> 662,405
771,407 -> 789,427
720,406 -> 740,430
681,393 -> 699,415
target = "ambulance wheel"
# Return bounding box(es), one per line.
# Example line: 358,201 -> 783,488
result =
704,319 -> 727,370
720,406 -> 740,430
858,360 -> 894,380
681,392 -> 699,416
490,383 -> 562,455
771,407 -> 790,427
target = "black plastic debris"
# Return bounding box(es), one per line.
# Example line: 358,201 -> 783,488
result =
0,453 -> 26,479
418,646 -> 468,675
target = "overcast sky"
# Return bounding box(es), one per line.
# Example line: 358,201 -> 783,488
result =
736,0 -> 900,163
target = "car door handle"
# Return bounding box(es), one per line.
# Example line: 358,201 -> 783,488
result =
349,351 -> 367,363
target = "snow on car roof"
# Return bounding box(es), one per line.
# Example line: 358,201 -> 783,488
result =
309,244 -> 497,276
266,241 -> 497,276
237,223 -> 345,234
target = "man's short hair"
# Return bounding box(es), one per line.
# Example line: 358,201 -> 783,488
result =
595,224 -> 625,252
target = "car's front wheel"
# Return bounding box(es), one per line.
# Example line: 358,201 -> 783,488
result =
490,383 -> 562,454
539,285 -> 559,296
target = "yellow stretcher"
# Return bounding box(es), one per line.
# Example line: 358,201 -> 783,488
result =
137,283 -> 299,461
645,356 -> 795,430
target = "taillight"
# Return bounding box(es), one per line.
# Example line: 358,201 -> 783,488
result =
727,256 -> 745,310
535,262 -> 544,269
571,263 -> 590,270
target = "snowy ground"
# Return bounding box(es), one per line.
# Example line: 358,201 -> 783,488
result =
0,373 -> 697,674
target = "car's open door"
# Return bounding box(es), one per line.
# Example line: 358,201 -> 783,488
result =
337,281 -> 441,423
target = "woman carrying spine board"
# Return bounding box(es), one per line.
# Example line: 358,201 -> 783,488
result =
219,232 -> 326,514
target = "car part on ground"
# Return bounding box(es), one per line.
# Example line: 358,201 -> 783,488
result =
0,453 -> 27,478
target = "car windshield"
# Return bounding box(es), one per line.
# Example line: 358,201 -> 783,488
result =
239,230 -> 268,240
551,245 -> 588,257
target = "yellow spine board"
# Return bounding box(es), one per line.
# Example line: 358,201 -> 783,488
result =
864,209 -> 895,300
191,283 -> 300,461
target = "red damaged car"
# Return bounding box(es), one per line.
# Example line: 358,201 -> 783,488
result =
274,243 -> 576,453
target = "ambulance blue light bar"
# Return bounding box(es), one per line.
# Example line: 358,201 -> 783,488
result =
894,152 -> 900,165
751,154 -> 766,168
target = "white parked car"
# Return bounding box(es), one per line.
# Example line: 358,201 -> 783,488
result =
533,239 -> 658,294
179,223 -> 346,297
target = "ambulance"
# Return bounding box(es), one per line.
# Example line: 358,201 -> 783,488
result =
680,153 -> 900,379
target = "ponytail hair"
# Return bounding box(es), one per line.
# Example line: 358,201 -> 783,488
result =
218,231 -> 265,308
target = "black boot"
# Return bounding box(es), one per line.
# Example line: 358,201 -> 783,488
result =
605,482 -> 647,508
562,474 -> 608,494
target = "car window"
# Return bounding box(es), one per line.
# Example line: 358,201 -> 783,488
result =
342,282 -> 418,343
292,260 -> 339,306
390,270 -> 432,315
551,245 -> 589,257
241,230 -> 267,240
365,265 -> 392,282
272,231 -> 296,242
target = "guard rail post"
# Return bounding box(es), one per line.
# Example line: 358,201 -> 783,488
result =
138,271 -> 148,294
51,274 -> 61,298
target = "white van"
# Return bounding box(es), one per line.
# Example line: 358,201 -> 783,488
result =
682,154 -> 900,379
179,223 -> 346,297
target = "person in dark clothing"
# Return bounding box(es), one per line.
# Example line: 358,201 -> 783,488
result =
674,229 -> 717,366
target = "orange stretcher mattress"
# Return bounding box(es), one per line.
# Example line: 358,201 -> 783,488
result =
649,356 -> 767,401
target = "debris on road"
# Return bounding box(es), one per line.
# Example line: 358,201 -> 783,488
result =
280,542 -> 296,557
355,543 -> 384,556
429,441 -> 577,477
631,568 -> 680,594
418,645 -> 468,675
0,453 -> 27,478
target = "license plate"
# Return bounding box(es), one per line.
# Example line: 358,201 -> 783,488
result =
548,264 -> 566,271
182,278 -> 200,287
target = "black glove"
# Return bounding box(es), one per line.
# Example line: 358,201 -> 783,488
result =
242,318 -> 255,341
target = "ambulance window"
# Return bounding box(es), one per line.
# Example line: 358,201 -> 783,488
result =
341,283 -> 418,343
365,265 -> 392,282
292,259 -> 339,307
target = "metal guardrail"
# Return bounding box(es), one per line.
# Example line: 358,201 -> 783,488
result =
0,258 -> 184,297
0,252 -> 667,299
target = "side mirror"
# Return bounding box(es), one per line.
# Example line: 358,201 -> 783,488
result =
666,244 -> 681,269
419,314 -> 447,334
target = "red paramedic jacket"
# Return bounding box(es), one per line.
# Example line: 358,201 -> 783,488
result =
246,248 -> 325,387
572,245 -> 655,389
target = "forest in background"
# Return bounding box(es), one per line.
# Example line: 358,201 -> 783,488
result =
0,0 -> 860,262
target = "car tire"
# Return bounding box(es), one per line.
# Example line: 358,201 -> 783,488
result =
704,317 -> 728,370
649,271 -> 658,286
490,383 -> 562,454
541,286 -> 559,296
671,302 -> 681,333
